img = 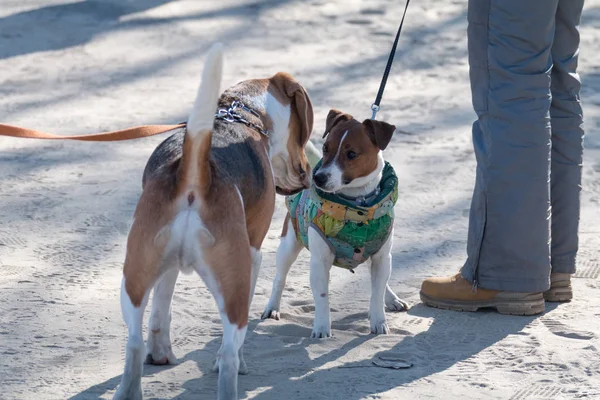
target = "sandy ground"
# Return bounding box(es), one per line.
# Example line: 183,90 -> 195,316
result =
1,1 -> 600,399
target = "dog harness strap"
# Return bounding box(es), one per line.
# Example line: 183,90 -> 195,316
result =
0,123 -> 186,141
215,100 -> 269,137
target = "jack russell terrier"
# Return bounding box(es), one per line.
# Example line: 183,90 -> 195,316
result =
113,44 -> 313,400
262,109 -> 408,338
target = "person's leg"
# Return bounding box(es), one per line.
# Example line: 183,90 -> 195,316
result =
545,0 -> 585,301
461,0 -> 560,292
421,0 -> 560,315
550,0 -> 584,272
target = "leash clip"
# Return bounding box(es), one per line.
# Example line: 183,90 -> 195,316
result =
370,104 -> 380,120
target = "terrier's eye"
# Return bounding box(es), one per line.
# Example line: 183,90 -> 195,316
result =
347,151 -> 357,160
323,144 -> 328,153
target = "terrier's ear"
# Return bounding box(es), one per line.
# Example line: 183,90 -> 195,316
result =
362,119 -> 396,150
323,109 -> 352,138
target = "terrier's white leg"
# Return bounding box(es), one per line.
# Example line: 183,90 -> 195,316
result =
262,219 -> 303,320
308,227 -> 335,338
370,232 -> 394,334
249,247 -> 262,308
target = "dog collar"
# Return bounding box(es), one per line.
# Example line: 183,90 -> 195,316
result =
215,100 -> 269,137
335,187 -> 381,207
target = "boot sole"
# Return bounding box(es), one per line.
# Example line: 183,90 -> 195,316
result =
420,292 -> 545,316
543,281 -> 573,302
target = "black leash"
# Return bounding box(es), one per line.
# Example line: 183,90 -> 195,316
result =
371,0 -> 411,120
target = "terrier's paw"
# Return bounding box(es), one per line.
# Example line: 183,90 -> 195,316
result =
385,297 -> 409,312
311,325 -> 332,338
370,319 -> 390,335
261,307 -> 281,321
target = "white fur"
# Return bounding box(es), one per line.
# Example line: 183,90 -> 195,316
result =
213,246 -> 261,378
114,279 -> 149,400
315,130 -> 348,192
308,226 -> 335,338
339,152 -> 384,198
216,313 -> 248,400
165,210 -> 214,274
385,280 -> 408,312
304,139 -> 322,168
147,268 -> 179,365
187,43 -> 223,137
265,92 -> 291,158
249,247 -> 262,307
234,185 -> 244,208
261,218 -> 304,321
323,163 -> 344,192
369,229 -> 393,334
184,43 -> 223,195
264,92 -> 308,193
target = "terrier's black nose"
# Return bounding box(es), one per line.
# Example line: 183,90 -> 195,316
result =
313,171 -> 328,188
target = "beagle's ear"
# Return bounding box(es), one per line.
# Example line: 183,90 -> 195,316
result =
269,72 -> 314,146
323,109 -> 352,138
291,83 -> 314,146
362,119 -> 396,150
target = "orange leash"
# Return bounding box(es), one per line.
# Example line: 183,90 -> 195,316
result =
0,123 -> 186,142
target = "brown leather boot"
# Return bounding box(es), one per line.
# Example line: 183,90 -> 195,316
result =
543,273 -> 573,302
420,273 -> 545,316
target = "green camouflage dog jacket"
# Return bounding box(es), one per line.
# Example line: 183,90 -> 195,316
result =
287,160 -> 398,271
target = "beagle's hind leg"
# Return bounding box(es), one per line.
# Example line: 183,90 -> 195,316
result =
113,277 -> 149,400
146,268 -> 179,365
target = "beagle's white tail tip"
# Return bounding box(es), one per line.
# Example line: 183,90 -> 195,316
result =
305,139 -> 322,169
186,43 -> 224,137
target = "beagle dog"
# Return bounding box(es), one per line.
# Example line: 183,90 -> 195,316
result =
113,44 -> 313,400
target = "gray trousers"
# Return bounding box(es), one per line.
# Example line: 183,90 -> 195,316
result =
461,0 -> 585,292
